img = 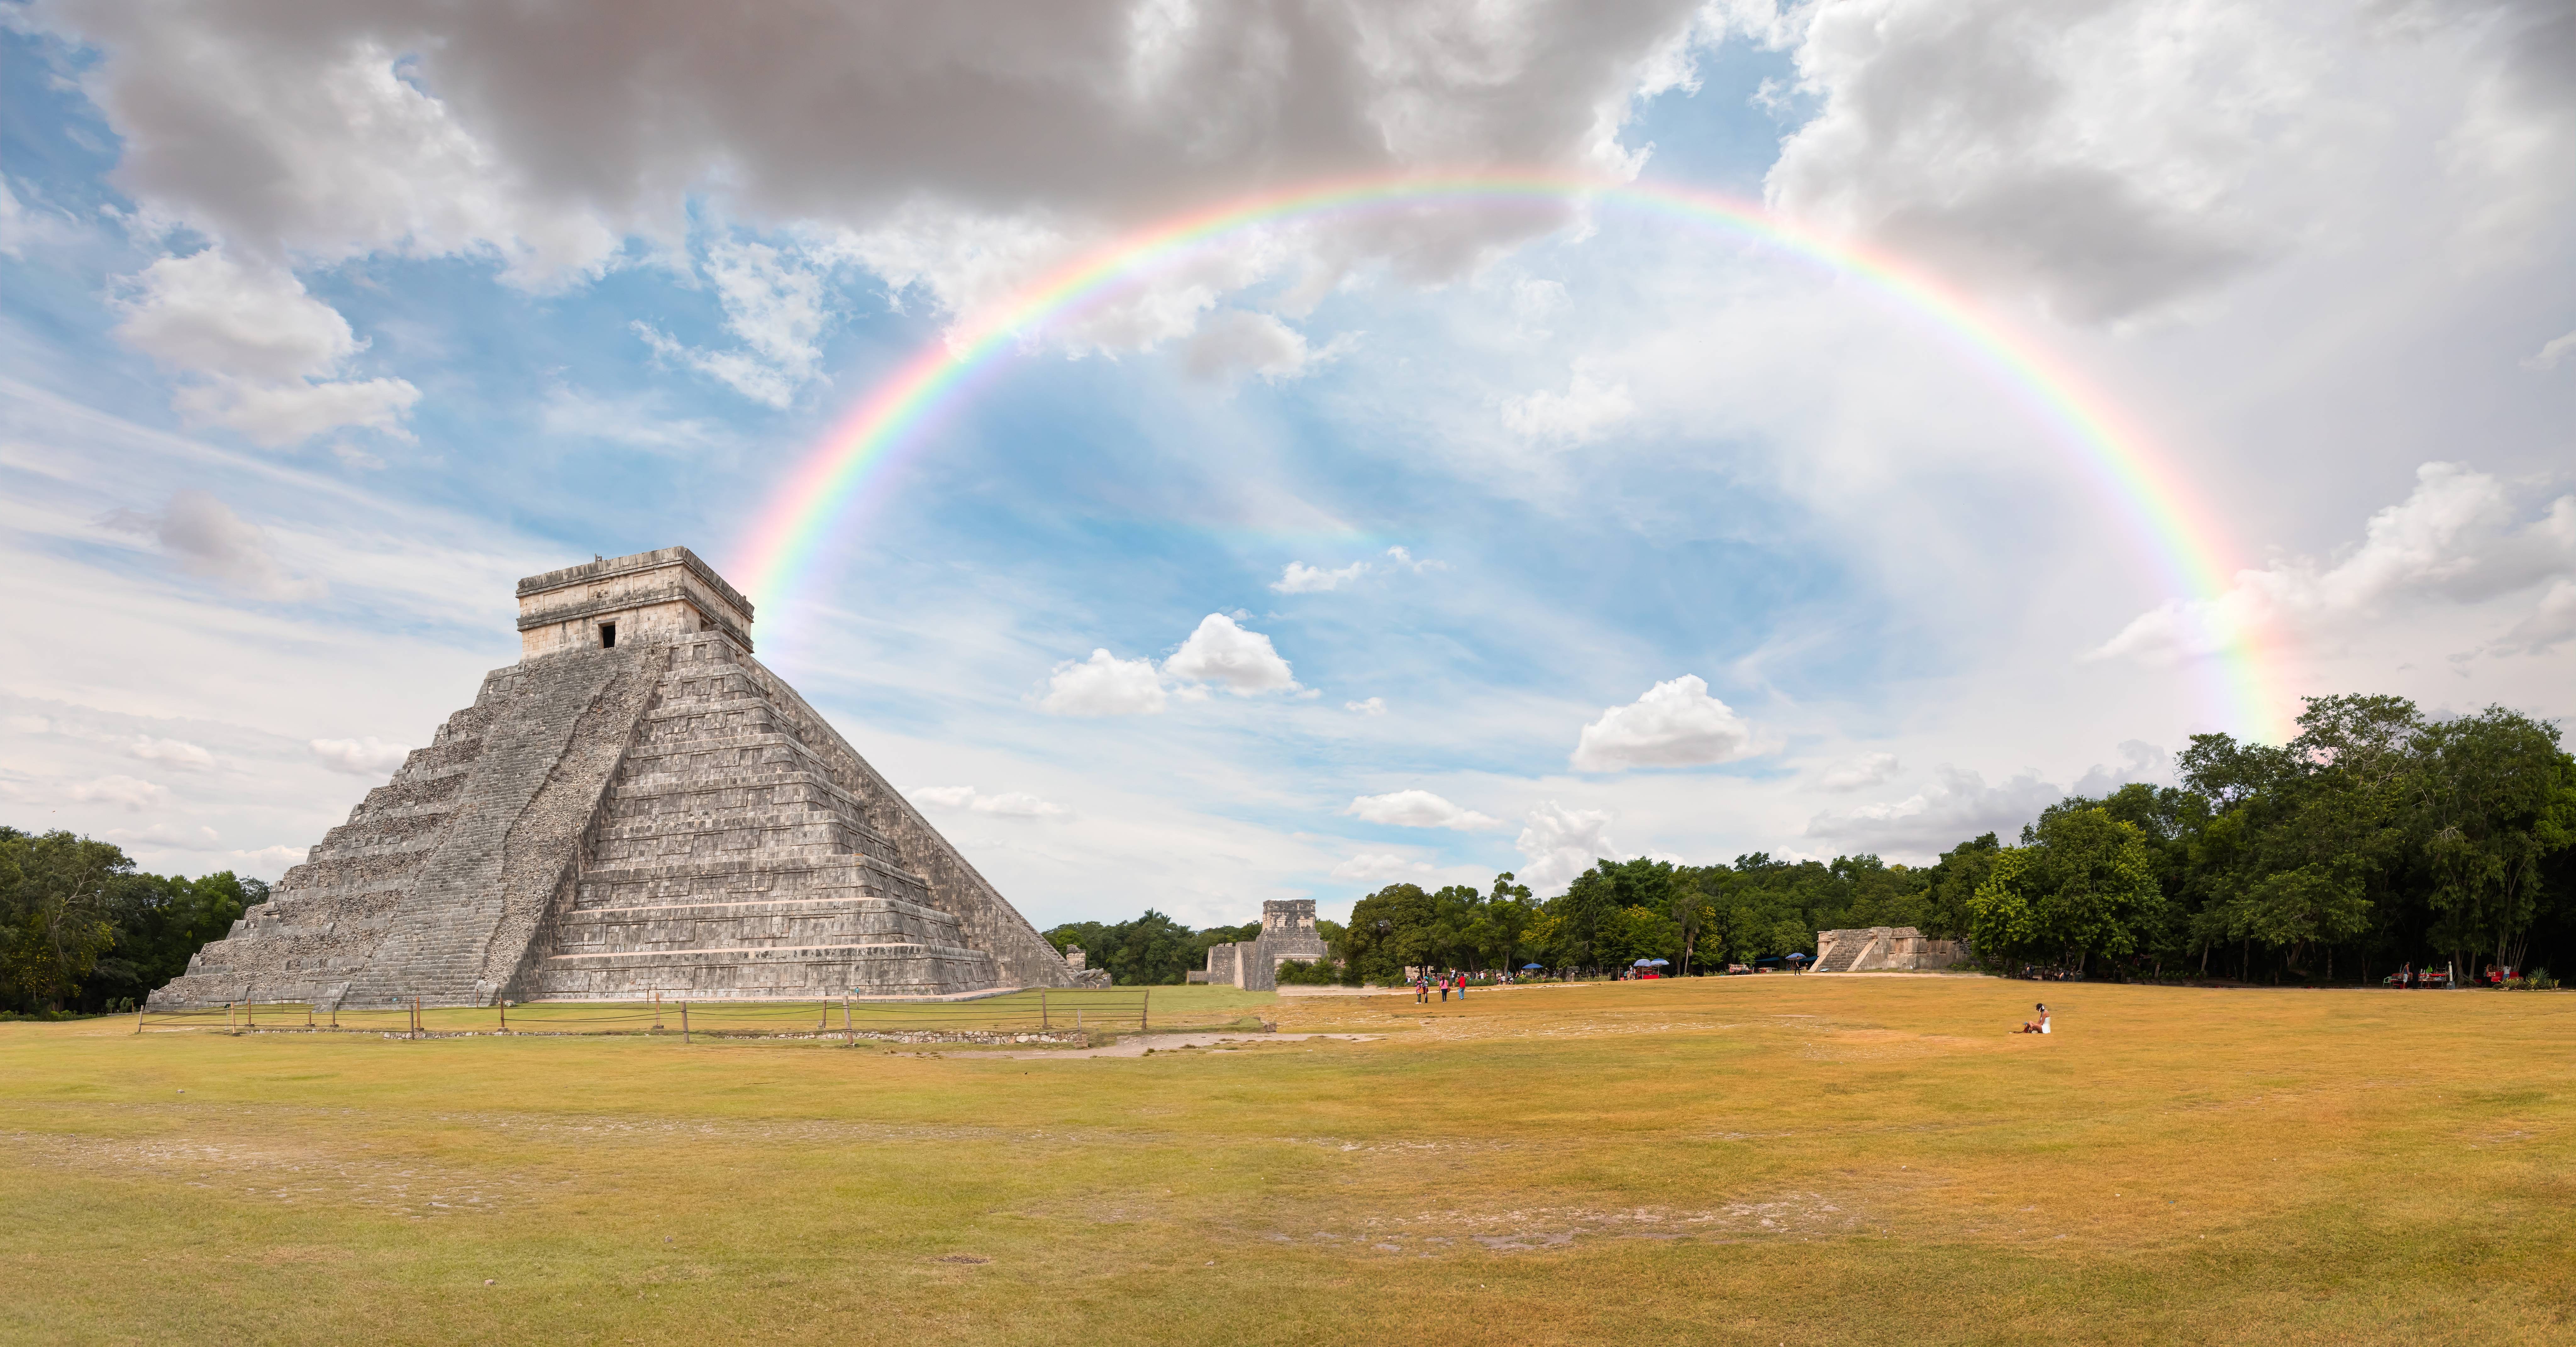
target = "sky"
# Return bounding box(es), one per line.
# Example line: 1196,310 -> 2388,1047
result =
2,0 -> 2571,930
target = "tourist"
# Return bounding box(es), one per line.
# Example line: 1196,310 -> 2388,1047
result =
1454,970 -> 1466,1000
2016,1003 -> 2051,1034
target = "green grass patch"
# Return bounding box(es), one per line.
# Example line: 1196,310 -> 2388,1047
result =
8,977 -> 2574,1344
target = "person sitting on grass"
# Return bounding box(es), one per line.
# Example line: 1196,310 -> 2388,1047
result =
2016,1003 -> 2051,1034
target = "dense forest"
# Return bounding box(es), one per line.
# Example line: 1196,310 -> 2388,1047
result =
0,827 -> 268,1015
1049,695 -> 2576,987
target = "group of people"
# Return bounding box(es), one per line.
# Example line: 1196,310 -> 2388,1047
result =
1413,969 -> 1473,1004
2019,964 -> 2082,982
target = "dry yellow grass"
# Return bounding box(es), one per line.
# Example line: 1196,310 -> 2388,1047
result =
5,976 -> 2572,1345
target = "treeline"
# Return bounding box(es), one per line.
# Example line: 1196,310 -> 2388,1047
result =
1064,694 -> 2576,987
1040,912 -> 1307,986
0,828 -> 268,1015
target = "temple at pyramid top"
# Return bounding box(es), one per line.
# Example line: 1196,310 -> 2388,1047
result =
152,546 -> 1090,1008
517,545 -> 757,658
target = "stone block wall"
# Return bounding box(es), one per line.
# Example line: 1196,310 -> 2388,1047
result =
1813,926 -> 1969,972
151,546 -> 1074,1007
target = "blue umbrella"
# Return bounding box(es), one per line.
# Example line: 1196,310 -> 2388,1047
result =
1521,963 -> 1543,970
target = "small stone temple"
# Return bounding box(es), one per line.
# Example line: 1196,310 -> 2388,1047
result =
151,546 -> 1083,1008
1186,899 -> 1330,991
1812,926 -> 1967,973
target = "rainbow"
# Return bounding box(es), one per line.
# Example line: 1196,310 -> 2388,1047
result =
730,171 -> 2287,738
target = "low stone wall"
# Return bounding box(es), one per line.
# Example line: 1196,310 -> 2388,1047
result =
1814,926 -> 1970,972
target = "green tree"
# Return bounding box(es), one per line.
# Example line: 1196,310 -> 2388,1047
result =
2409,706 -> 2576,975
1968,808 -> 2164,974
0,829 -> 130,1012
1040,910 -> 1209,985
1342,883 -> 1437,983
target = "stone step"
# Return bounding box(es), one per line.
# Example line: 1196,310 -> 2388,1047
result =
533,941 -> 999,1000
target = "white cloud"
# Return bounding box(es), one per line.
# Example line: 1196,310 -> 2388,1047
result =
126,735 -> 214,771
1818,752 -> 1899,792
635,238 -> 832,407
907,785 -> 1069,819
2442,0 -> 2576,256
33,2 -> 1710,323
538,385 -> 730,454
1502,366 -> 1636,442
1805,743 -> 2167,856
1750,0 -> 2316,323
1805,764 -> 2062,855
2071,741 -> 2169,798
310,736 -> 412,776
1163,614 -> 1298,695
1570,675 -> 1760,771
1329,852 -> 1453,886
1515,800 -> 1617,896
1270,546 -> 1444,594
69,774 -> 171,812
2526,328 -> 2576,371
110,247 -> 418,445
1346,789 -> 1502,832
1039,649 -> 1168,716
1274,559 -> 1373,594
1183,310 -> 1342,383
225,844 -> 311,876
2500,579 -> 2576,657
1346,697 -> 1388,715
2092,464 -> 2576,664
100,490 -> 327,601
104,823 -> 224,851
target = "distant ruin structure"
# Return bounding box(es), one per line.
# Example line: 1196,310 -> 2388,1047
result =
152,546 -> 1081,1008
1187,899 -> 1329,991
1812,926 -> 1967,973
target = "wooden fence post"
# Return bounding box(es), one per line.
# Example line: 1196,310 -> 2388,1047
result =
1041,990 -> 1049,1032
843,995 -> 852,1046
681,1001 -> 691,1046
499,1000 -> 508,1033
1142,989 -> 1149,1034
226,1001 -> 235,1033
133,1004 -> 146,1035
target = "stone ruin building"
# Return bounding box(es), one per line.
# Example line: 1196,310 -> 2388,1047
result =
151,546 -> 1094,1009
1186,899 -> 1330,991
1811,926 -> 1967,973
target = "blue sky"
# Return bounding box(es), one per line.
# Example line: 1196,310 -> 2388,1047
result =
3,1 -> 2572,929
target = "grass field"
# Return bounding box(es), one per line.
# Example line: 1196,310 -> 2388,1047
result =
5,976 -> 2572,1345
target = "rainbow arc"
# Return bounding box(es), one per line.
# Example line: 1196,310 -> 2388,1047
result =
729,171 -> 2286,738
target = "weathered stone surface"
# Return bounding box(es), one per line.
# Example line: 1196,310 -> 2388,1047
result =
1813,926 -> 1967,972
151,546 -> 1078,1007
1188,899 -> 1329,991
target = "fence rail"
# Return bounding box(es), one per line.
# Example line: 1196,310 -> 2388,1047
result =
133,989 -> 1163,1042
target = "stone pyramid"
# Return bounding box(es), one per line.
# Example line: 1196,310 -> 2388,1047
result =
153,547 -> 1081,1008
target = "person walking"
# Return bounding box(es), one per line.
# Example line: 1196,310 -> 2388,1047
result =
1454,970 -> 1466,1000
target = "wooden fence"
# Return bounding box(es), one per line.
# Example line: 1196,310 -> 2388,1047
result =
133,989 -> 1156,1042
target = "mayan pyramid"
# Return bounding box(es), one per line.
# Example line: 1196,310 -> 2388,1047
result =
152,546 -> 1081,1008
